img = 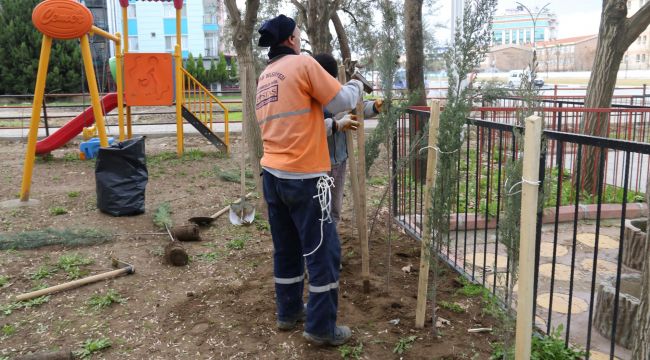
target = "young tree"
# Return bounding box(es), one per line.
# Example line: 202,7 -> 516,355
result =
224,0 -> 264,194
428,0 -> 497,335
579,0 -> 650,193
215,53 -> 227,85
229,59 -> 238,83
196,54 -> 207,85
0,0 -> 82,94
404,0 -> 426,106
185,53 -> 197,78
207,59 -> 218,87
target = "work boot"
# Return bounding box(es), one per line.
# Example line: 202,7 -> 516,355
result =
302,325 -> 352,346
277,304 -> 306,331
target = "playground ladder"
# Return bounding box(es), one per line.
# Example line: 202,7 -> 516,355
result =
180,68 -> 229,152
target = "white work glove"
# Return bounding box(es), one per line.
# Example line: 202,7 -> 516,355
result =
333,111 -> 347,121
336,114 -> 359,132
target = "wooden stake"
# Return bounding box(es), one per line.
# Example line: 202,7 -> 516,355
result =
514,115 -> 543,360
415,101 -> 441,328
336,66 -> 368,292
355,93 -> 370,293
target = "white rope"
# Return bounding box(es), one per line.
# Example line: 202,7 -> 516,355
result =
507,177 -> 541,196
418,145 -> 461,155
303,175 -> 335,257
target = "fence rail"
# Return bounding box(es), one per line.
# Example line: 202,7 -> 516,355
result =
393,107 -> 650,359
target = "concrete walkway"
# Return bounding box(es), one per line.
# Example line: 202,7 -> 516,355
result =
0,120 -> 380,140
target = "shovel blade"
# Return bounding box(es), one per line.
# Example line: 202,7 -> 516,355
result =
229,201 -> 255,226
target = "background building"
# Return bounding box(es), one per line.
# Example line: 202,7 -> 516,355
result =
483,45 -> 532,72
623,0 -> 650,70
536,35 -> 598,72
491,6 -> 558,46
106,0 -> 223,60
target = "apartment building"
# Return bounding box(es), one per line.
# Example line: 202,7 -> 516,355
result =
623,0 -> 650,70
491,6 -> 558,46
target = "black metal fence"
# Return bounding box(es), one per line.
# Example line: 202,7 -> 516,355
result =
392,107 -> 650,359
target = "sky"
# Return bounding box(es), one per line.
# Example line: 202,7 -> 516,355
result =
432,0 -> 603,42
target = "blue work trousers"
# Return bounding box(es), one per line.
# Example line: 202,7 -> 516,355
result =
262,170 -> 341,337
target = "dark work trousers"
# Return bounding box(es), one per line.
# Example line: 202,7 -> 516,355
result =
327,159 -> 347,223
263,170 -> 341,337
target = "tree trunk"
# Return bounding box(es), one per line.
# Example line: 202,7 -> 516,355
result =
331,11 -> 351,62
404,0 -> 426,106
578,0 -> 650,194
237,46 -> 264,193
224,0 -> 263,195
292,0 -> 340,55
307,0 -> 336,54
632,182 -> 650,359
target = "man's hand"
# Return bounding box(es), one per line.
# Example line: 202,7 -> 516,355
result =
336,114 -> 359,131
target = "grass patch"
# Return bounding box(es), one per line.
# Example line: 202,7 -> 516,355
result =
30,266 -> 56,280
490,325 -> 585,359
255,219 -> 270,232
456,276 -> 485,297
339,341 -> 364,359
439,300 -> 465,313
226,238 -> 245,250
63,153 -> 80,162
0,228 -> 111,250
57,253 -> 93,279
87,289 -> 125,310
0,275 -> 8,287
1,324 -> 16,337
393,335 -> 417,355
1,295 -> 51,316
74,338 -> 111,359
197,250 -> 221,261
213,166 -> 254,183
49,206 -> 68,215
67,191 -> 80,198
368,176 -> 388,186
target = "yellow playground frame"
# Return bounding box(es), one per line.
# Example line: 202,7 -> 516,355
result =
20,0 -> 229,202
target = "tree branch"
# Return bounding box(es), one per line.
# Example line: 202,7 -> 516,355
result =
340,8 -> 361,27
223,0 -> 242,28
291,0 -> 309,29
242,0 -> 260,30
625,2 -> 650,45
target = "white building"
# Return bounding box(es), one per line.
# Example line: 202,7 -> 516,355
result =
106,0 -> 222,59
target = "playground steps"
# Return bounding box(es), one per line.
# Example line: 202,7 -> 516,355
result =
181,106 -> 228,152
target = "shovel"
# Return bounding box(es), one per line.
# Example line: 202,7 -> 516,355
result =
229,139 -> 255,225
188,191 -> 255,226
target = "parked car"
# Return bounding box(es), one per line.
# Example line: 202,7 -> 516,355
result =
507,70 -> 543,88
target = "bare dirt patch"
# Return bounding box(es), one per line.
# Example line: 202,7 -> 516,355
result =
0,135 -> 501,359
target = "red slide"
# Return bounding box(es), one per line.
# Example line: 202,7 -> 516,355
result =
35,93 -> 119,154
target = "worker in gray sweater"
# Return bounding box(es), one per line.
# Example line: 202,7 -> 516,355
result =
313,53 -> 383,223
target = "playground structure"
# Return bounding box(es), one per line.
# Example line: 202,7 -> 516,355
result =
19,0 -> 230,202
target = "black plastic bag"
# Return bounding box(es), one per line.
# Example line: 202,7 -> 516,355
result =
96,136 -> 148,216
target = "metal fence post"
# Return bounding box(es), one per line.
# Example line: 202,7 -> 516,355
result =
514,115 -> 543,360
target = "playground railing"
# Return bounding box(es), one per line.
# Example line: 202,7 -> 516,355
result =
392,107 -> 650,359
180,68 -> 230,148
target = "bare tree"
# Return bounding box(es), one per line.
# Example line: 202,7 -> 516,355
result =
404,0 -> 426,106
579,0 -> 650,193
291,0 -> 341,54
224,0 -> 263,194
331,11 -> 351,62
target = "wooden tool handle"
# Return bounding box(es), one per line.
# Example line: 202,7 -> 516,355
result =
209,191 -> 255,219
14,267 -> 131,302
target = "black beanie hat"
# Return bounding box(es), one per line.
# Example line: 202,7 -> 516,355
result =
258,14 -> 296,47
